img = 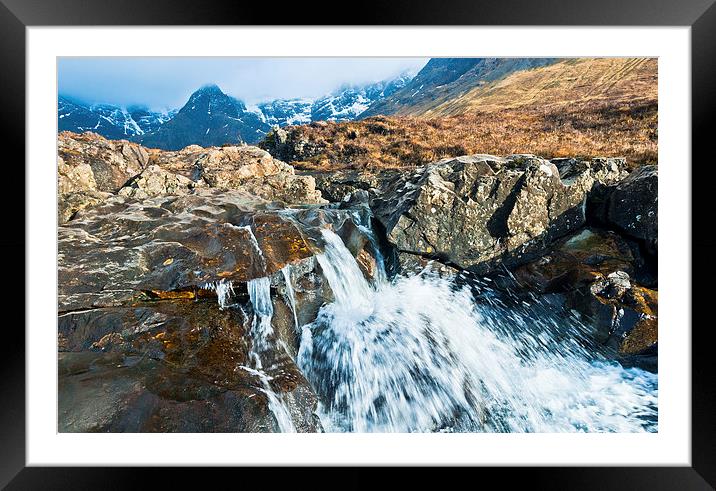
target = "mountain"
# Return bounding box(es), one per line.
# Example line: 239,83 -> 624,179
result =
58,73 -> 416,150
134,84 -> 271,151
58,96 -> 174,139
360,58 -> 558,117
419,57 -> 657,117
254,73 -> 413,127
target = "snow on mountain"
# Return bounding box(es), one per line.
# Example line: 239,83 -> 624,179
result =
58,96 -> 174,139
57,72 -> 415,149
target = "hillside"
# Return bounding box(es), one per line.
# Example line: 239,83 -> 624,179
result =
360,58 -> 557,117
424,57 -> 657,116
261,58 -> 657,170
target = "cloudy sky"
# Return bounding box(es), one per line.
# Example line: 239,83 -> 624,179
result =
58,57 -> 429,109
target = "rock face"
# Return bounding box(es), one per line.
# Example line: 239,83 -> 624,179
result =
371,154 -> 627,273
57,186 -> 378,433
606,165 -> 658,253
57,132 -> 326,224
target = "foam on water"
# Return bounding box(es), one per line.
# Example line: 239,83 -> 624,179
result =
298,229 -> 658,433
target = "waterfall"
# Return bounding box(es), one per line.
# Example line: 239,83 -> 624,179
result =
204,225 -> 298,433
281,265 -> 300,332
245,275 -> 298,432
247,276 -> 274,344
297,229 -> 658,433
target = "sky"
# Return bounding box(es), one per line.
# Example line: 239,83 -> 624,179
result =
58,57 -> 429,110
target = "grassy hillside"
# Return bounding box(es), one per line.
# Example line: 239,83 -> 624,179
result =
425,57 -> 656,117
261,57 -> 657,171
361,58 -> 557,117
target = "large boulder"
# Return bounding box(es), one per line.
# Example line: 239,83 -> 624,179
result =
58,131 -> 149,193
58,189 -> 323,312
371,154 -> 627,273
149,144 -> 326,205
606,165 -> 658,254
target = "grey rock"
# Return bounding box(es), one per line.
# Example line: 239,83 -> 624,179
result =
372,154 -> 628,273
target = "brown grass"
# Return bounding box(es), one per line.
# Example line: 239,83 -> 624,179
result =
278,99 -> 657,172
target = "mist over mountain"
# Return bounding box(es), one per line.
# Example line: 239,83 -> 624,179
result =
58,73 -> 415,150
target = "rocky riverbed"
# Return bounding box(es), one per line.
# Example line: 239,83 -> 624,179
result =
57,132 -> 658,432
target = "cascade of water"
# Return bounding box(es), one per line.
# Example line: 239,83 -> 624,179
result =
240,365 -> 297,433
204,225 -> 297,433
314,228 -> 374,316
298,228 -> 658,433
281,265 -> 300,332
247,276 -> 274,347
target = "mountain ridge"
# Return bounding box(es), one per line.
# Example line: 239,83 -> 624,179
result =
58,73 -> 415,150
360,58 -> 559,118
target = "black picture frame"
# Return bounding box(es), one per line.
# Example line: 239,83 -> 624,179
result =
2,0 -> 714,488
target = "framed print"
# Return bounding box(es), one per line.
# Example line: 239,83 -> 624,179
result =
3,0 -> 715,487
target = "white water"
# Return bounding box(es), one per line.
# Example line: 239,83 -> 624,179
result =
205,225 -> 296,432
247,277 -> 274,344
281,265 -> 300,332
297,229 -> 658,433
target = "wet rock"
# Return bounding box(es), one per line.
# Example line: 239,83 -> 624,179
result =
568,271 -> 658,358
511,228 -> 635,293
58,298 -> 321,432
606,165 -> 658,254
372,154 -> 627,274
58,131 -> 149,193
57,190 -> 319,311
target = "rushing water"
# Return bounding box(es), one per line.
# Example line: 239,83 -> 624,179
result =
296,229 -> 658,433
281,265 -> 300,332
